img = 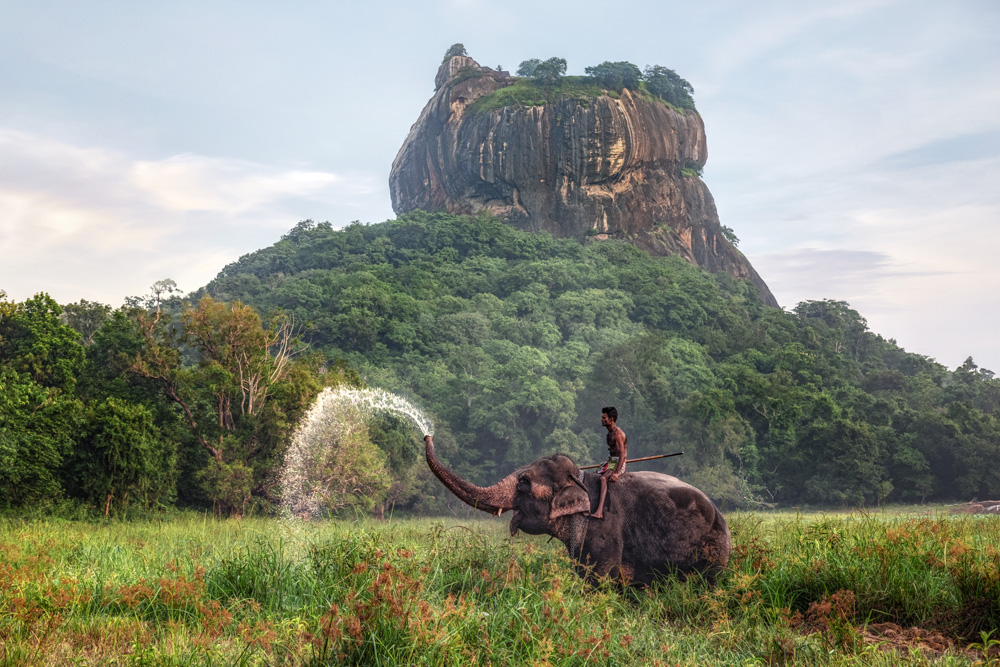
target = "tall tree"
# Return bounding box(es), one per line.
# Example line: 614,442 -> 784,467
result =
531,57 -> 567,85
585,61 -> 642,92
69,397 -> 176,515
0,292 -> 84,392
0,367 -> 81,508
643,65 -> 696,109
443,43 -> 467,61
516,58 -> 541,77
61,299 -> 112,345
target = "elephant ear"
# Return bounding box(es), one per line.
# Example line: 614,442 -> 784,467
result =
550,478 -> 591,519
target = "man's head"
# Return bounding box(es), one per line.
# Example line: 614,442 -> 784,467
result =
601,406 -> 618,427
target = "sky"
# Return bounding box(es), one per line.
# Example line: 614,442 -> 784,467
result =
2,0 -> 999,371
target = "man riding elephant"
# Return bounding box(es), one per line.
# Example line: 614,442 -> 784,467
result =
590,406 -> 626,520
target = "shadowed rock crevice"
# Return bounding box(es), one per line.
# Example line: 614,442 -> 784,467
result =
390,55 -> 778,307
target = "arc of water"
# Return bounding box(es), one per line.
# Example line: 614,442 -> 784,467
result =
322,386 -> 433,436
279,386 -> 433,519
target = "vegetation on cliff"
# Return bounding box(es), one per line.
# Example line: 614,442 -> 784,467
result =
466,76 -> 619,115
465,54 -> 697,114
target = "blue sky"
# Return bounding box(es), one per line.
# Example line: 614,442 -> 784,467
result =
2,0 -> 999,371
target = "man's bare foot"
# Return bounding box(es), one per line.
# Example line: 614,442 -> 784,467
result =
587,512 -> 603,519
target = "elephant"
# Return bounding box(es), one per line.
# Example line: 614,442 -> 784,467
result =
424,435 -> 731,586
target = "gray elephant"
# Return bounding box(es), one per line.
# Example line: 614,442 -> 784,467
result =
424,435 -> 731,586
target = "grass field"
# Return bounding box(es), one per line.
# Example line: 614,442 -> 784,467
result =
1,508 -> 998,665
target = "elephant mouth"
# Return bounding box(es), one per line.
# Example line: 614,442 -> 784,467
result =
509,509 -> 522,536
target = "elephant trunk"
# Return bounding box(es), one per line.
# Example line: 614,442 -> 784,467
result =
424,435 -> 516,516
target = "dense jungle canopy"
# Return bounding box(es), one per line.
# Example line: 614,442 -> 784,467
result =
2,211 -> 999,515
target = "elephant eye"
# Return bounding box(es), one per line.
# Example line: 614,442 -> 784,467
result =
517,475 -> 530,489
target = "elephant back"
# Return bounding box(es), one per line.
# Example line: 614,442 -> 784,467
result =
617,470 -> 731,579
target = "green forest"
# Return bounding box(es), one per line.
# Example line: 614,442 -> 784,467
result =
3,211 -> 999,516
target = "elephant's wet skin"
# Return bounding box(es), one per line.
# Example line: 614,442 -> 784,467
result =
424,435 -> 731,586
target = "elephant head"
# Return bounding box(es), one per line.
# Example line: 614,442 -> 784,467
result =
424,435 -> 591,536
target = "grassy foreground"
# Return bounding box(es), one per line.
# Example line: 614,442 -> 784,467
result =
1,509 -> 998,666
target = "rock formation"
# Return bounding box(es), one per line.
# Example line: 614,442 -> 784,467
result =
390,55 -> 778,307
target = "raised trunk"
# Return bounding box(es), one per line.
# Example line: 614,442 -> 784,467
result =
424,435 -> 516,516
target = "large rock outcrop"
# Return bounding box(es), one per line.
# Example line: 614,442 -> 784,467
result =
390,56 -> 778,307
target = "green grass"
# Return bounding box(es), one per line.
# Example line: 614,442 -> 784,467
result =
1,509 -> 997,665
466,77 -> 684,117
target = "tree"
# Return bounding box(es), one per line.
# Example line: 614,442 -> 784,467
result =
0,292 -> 84,392
443,43 -> 467,61
125,278 -> 181,313
720,225 -> 740,247
643,65 -> 696,110
183,296 -> 300,422
0,367 -> 80,508
793,299 -> 871,362
69,398 -> 176,515
531,57 -> 567,85
516,58 -> 541,77
61,299 -> 112,345
584,61 -> 642,92
367,414 -> 421,518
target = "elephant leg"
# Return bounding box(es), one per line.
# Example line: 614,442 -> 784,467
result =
586,533 -> 627,584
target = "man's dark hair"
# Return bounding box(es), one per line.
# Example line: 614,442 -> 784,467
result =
602,406 -> 618,421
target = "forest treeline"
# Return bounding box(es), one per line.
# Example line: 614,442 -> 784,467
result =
3,211 -> 999,515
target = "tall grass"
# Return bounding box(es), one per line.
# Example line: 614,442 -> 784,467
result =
0,510 -> 997,665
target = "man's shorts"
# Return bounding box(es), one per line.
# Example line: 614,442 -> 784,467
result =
598,458 -> 620,475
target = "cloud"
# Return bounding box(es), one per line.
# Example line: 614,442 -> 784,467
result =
698,0 -> 899,90
131,154 -> 364,214
752,247 -> 928,310
0,128 -> 379,306
883,130 -> 1000,168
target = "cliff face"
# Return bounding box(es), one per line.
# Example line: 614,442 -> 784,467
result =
390,56 -> 778,307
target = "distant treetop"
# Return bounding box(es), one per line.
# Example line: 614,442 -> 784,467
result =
584,61 -> 642,93
516,57 -> 567,85
643,65 -> 696,110
443,43 -> 468,62
516,58 -> 541,77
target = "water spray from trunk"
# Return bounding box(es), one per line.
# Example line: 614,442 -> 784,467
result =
279,386 -> 432,519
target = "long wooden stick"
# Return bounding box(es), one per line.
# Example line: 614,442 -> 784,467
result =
579,451 -> 684,470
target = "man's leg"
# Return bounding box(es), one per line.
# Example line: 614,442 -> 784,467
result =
591,474 -> 609,519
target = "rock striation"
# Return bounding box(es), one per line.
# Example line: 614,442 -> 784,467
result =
390,56 -> 778,306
